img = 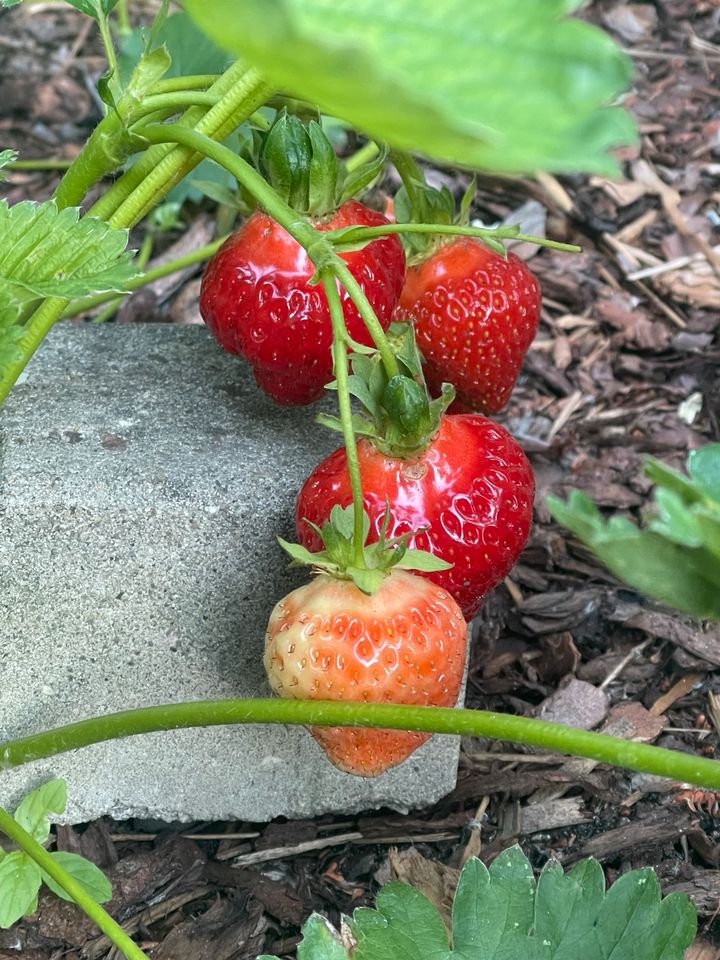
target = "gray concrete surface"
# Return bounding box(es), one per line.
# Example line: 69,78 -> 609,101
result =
0,325 -> 465,823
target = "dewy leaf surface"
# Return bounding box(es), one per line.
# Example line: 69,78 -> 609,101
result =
183,0 -> 635,174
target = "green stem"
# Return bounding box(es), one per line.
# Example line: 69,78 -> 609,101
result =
323,271 -> 366,565
96,12 -> 120,82
52,109 -> 129,210
107,69 -> 272,228
330,222 -> 581,253
132,92 -> 220,116
389,149 -> 426,214
8,159 -> 74,171
330,261 -> 400,377
88,62 -> 264,224
154,75 -> 222,93
0,808 -> 149,960
345,140 -> 380,174
63,236 -> 228,320
2,700 -> 720,788
135,123 -> 318,246
114,0 -> 131,37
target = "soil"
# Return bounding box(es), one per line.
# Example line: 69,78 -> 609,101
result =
1,1 -> 719,957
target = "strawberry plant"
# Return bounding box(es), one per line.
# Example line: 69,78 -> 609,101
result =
0,0 -> 717,956
0,780 -> 122,941
550,444 -> 720,620
260,846 -> 696,960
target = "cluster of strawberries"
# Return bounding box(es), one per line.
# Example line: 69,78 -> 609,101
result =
199,139 -> 541,777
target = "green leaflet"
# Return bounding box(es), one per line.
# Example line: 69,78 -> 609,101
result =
61,0 -> 121,17
0,854 -> 42,929
41,852 -> 112,904
183,0 -> 636,174
548,444 -> 720,620
13,779 -> 67,845
0,150 -> 17,180
260,847 -> 695,959
0,200 -> 136,378
0,780 -> 113,929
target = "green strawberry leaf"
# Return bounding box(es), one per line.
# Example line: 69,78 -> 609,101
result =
62,0 -> 120,16
594,868 -> 695,959
649,488 -> 704,547
259,914 -> 352,960
0,853 -> 42,929
450,846 -> 536,958
352,846 -> 694,960
0,150 -> 17,180
184,0 -> 635,175
353,881 -> 450,959
13,779 -> 67,845
0,201 -> 136,379
688,443 -> 720,503
41,851 -> 112,903
549,443 -> 720,620
532,857 -> 606,958
643,458 -> 702,504
548,491 -> 720,619
267,847 -> 695,959
0,201 -> 136,302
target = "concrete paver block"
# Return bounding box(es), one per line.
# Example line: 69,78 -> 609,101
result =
0,325 -> 464,822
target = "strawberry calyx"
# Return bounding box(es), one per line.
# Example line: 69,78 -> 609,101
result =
257,111 -> 387,218
280,504 -> 451,594
318,322 -> 454,458
390,150 -> 507,262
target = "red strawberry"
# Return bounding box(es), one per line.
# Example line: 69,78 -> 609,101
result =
199,201 -> 405,406
395,238 -> 541,414
264,569 -> 467,776
296,414 -> 534,619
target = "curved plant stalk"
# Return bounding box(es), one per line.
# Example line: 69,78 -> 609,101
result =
331,221 -> 581,252
1,699 -> 719,788
323,270 -> 367,562
0,807 -> 150,960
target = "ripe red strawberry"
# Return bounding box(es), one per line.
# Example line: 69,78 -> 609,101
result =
199,200 -> 405,405
395,238 -> 541,414
296,414 -> 534,619
264,568 -> 467,776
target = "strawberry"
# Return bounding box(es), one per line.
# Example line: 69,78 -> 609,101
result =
199,114 -> 405,406
395,237 -> 541,414
265,507 -> 467,776
296,413 -> 534,620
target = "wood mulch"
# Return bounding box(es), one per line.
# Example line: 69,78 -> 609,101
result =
1,0 -> 719,956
